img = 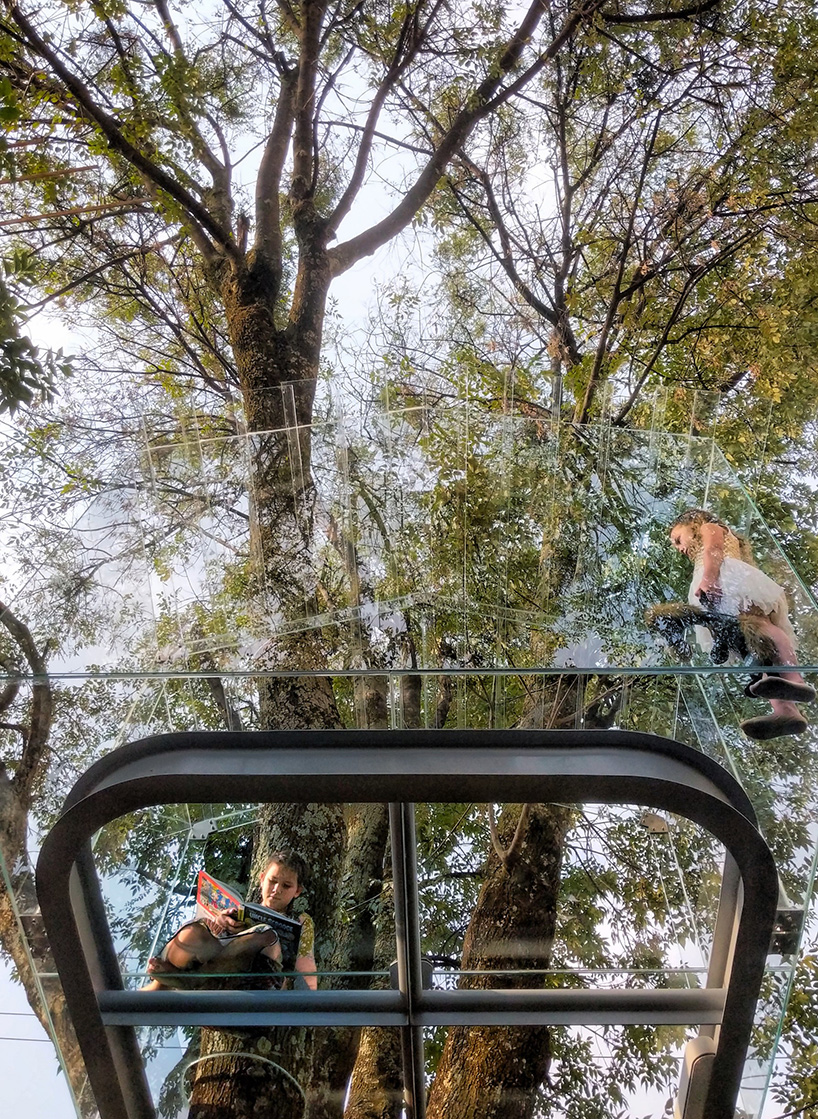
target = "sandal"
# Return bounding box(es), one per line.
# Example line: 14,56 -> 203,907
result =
748,676 -> 816,703
740,714 -> 808,741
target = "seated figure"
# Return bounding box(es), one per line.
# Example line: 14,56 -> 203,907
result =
145,849 -> 317,991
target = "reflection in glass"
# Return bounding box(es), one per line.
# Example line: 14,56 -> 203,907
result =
3,403 -> 817,1118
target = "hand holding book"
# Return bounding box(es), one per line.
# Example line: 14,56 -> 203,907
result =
196,870 -> 302,965
208,907 -> 248,935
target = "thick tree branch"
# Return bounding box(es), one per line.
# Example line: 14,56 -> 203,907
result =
0,600 -> 52,804
0,721 -> 27,736
0,661 -> 19,713
603,0 -> 721,24
255,67 -> 297,265
290,0 -> 330,221
329,0 -> 603,275
486,802 -> 533,870
4,2 -> 238,263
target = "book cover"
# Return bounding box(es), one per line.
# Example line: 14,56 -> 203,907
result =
195,870 -> 243,921
195,870 -> 303,967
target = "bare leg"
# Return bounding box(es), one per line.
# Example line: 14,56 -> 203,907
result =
216,927 -> 281,972
143,923 -> 224,990
747,617 -> 815,702
143,958 -> 185,991
144,923 -> 281,989
164,923 -> 223,968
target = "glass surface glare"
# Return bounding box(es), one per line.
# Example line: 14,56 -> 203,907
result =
4,404 -> 817,1119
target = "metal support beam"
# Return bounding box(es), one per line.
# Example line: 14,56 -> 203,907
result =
390,803 -> 427,1119
97,985 -> 727,1028
36,729 -> 778,1119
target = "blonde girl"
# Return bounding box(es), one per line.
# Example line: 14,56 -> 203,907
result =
669,509 -> 814,740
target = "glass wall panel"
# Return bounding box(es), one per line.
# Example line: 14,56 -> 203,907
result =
4,409 -> 817,1118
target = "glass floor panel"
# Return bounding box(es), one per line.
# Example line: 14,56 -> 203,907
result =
1,413 -> 817,1118
2,417 -> 818,683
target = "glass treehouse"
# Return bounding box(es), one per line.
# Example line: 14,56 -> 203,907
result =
1,386 -> 816,1119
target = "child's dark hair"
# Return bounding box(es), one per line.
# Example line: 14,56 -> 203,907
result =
263,849 -> 308,888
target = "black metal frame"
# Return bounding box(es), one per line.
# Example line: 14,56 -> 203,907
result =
36,729 -> 779,1119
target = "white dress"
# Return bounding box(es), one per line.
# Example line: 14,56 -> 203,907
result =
688,531 -> 796,653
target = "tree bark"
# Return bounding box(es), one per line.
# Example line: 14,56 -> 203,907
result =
188,1037 -> 308,1119
425,803 -> 571,1119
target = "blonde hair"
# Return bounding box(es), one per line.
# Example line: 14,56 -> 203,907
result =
669,508 -> 755,564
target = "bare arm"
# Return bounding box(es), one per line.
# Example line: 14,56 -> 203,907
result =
295,952 -> 318,990
295,914 -> 317,989
696,522 -> 726,599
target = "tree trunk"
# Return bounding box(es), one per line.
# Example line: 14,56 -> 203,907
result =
188,273 -> 355,1116
0,613 -> 93,1117
338,673 -> 400,1119
189,1035 -> 308,1119
0,794 -> 95,1115
306,803 -> 391,1119
343,854 -> 403,1119
425,802 -> 571,1119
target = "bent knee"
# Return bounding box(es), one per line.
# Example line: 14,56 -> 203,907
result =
175,923 -> 214,948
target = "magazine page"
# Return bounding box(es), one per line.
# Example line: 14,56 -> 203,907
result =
195,870 -> 245,922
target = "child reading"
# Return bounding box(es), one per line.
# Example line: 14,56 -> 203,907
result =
669,508 -> 814,740
145,849 -> 317,991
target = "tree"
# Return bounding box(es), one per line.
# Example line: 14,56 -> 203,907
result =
1,2 -> 817,1118
424,0 -> 818,438
0,597 -> 100,1112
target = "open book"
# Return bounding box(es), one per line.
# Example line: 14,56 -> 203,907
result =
195,870 -> 303,967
